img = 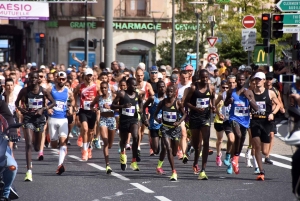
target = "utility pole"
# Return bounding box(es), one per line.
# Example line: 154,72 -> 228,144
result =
171,0 -> 175,68
105,0 -> 113,68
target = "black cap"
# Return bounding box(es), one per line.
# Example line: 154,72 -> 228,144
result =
266,72 -> 273,79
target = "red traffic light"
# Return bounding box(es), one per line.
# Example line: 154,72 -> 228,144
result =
262,15 -> 269,21
39,33 -> 45,38
273,15 -> 284,22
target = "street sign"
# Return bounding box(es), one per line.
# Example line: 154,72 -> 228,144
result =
207,37 -> 218,47
241,28 -> 257,46
283,27 -> 300,33
242,15 -> 256,29
276,0 -> 300,12
208,47 -> 218,53
207,53 -> 219,63
253,44 -> 275,66
283,13 -> 300,25
243,46 -> 254,51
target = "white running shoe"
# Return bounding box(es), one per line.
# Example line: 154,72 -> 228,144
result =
246,158 -> 253,168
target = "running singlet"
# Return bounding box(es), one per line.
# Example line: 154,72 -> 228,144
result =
161,99 -> 178,126
177,82 -> 191,101
221,90 -> 231,121
148,80 -> 158,94
24,86 -> 45,115
80,83 -> 98,110
189,84 -> 211,120
119,91 -> 139,120
99,95 -> 114,113
50,86 -> 68,119
148,94 -> 165,130
251,89 -> 272,120
229,88 -> 250,128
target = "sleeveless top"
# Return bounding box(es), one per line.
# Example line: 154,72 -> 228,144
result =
24,86 -> 45,116
189,83 -> 211,120
49,86 -> 68,119
98,94 -> 114,113
80,83 -> 98,110
148,94 -> 165,130
251,89 -> 272,120
229,88 -> 250,128
161,99 -> 179,127
119,91 -> 139,121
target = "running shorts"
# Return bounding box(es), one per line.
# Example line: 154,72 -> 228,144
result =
250,120 -> 272,143
149,129 -> 160,138
67,115 -> 74,124
189,118 -> 210,130
119,118 -> 139,133
99,116 -> 116,130
214,123 -> 223,132
48,117 -> 68,141
231,120 -> 247,137
223,120 -> 233,135
23,114 -> 46,132
160,124 -> 181,141
78,109 -> 96,129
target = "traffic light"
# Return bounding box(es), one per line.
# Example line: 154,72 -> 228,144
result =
272,14 -> 284,39
261,14 -> 271,39
39,33 -> 45,48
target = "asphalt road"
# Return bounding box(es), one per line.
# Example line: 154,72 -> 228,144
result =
12,126 -> 296,201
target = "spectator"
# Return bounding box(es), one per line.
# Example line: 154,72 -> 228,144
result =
138,62 -> 149,81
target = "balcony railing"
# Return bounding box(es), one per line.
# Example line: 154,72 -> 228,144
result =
114,0 -> 150,18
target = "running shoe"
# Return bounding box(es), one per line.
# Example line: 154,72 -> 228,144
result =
256,172 -> 265,181
182,154 -> 189,164
150,148 -> 155,156
186,145 -> 194,157
216,156 -> 222,167
231,156 -> 240,174
156,167 -> 165,175
192,164 -> 200,174
69,133 -> 74,138
106,166 -> 113,174
223,153 -> 231,166
170,172 -> 177,181
254,168 -> 260,174
38,152 -> 44,161
136,150 -> 141,162
77,136 -> 83,147
120,154 -> 127,171
177,150 -> 183,160
126,143 -> 131,150
24,172 -> 32,182
246,158 -> 253,168
264,157 -> 273,165
82,149 -> 88,161
130,162 -> 140,171
227,164 -> 233,174
208,149 -> 214,155
245,147 -> 251,159
56,164 -> 65,175
88,148 -> 92,159
198,171 -> 208,180
93,138 -> 101,149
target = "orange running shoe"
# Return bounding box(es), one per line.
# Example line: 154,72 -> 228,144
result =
256,173 -> 265,181
82,149 -> 88,161
192,164 -> 200,174
231,156 -> 240,174
88,148 -> 92,159
77,136 -> 83,147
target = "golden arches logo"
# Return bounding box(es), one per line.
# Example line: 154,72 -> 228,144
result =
257,50 -> 266,62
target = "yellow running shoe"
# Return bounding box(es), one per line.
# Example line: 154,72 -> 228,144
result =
120,154 -> 127,171
198,171 -> 208,180
24,172 -> 32,182
106,165 -> 113,174
130,162 -> 140,171
170,172 -> 177,181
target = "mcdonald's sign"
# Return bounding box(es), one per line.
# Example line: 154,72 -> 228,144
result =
253,44 -> 275,66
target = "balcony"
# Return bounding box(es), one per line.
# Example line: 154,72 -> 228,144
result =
114,0 -> 150,18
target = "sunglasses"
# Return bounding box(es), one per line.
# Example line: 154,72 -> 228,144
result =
59,78 -> 66,81
39,75 -> 44,78
124,74 -> 130,77
222,86 -> 229,89
151,72 -> 158,74
171,80 -> 177,83
266,77 -> 272,80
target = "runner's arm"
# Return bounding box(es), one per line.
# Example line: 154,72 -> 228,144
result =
147,83 -> 155,96
153,100 -> 163,123
138,93 -> 144,114
210,85 -> 216,112
90,95 -> 100,109
244,89 -> 258,111
176,100 -> 187,125
185,86 -> 199,112
15,88 -> 25,110
68,90 -> 75,107
224,90 -> 233,107
73,84 -> 81,108
111,91 -> 125,110
43,88 -> 56,109
270,90 -> 281,115
143,96 -> 154,113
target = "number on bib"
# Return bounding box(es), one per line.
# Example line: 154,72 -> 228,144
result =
83,101 -> 92,110
54,101 -> 65,111
163,111 -> 177,122
234,107 -> 249,117
28,98 -> 43,109
196,98 -> 209,108
122,106 -> 135,116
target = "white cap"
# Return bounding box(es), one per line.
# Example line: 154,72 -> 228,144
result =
85,68 -> 93,75
27,63 -> 32,68
0,75 -> 4,80
40,65 -> 46,69
254,72 -> 266,80
57,71 -> 67,78
158,72 -> 163,79
138,62 -> 145,70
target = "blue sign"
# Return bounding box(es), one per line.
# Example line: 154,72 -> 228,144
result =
182,53 -> 197,71
35,33 -> 40,43
68,51 -> 96,70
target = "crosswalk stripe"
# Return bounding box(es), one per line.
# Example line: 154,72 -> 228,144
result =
270,154 -> 292,162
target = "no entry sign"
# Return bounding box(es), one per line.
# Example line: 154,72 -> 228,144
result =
242,15 -> 256,29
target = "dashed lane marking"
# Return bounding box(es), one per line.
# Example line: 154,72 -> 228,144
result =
130,183 -> 155,193
88,163 -> 130,181
240,153 -> 291,169
154,196 -> 172,201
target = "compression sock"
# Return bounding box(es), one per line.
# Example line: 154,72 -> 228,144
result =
58,146 -> 67,166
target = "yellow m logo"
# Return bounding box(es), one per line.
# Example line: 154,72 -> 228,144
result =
257,50 -> 266,62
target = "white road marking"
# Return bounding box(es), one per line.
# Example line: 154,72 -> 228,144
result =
154,196 -> 172,201
130,183 -> 154,193
88,163 -> 130,181
270,154 -> 292,162
68,155 -> 83,162
112,142 -> 148,145
240,153 -> 291,169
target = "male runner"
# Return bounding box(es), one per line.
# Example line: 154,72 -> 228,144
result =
47,72 -> 74,175
111,78 -> 143,171
15,72 -> 56,181
251,72 -> 280,180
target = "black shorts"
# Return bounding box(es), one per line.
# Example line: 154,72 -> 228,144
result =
231,120 -> 247,137
23,115 -> 46,132
67,115 -> 74,124
119,118 -> 139,133
160,124 -> 181,141
189,118 -> 210,130
78,109 -> 96,129
223,120 -> 233,135
149,129 -> 160,138
250,120 -> 271,143
214,123 -> 223,132
270,121 -> 277,134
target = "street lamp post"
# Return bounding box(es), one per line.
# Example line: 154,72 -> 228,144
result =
84,0 -> 88,63
171,0 -> 175,68
151,11 -> 163,65
189,1 -> 208,71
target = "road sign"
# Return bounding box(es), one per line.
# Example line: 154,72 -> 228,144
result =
207,37 -> 218,47
253,44 -> 275,66
243,46 -> 254,51
207,53 -> 219,63
241,28 -> 257,46
242,15 -> 256,29
208,47 -> 218,53
276,0 -> 300,12
283,27 -> 300,33
283,13 -> 300,25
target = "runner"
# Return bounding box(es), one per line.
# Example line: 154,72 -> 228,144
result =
90,81 -> 116,174
47,71 -> 74,175
251,72 -> 280,180
154,85 -> 187,181
184,69 -> 215,179
73,68 -> 100,161
224,73 -> 258,175
15,71 -> 56,181
111,77 -> 143,171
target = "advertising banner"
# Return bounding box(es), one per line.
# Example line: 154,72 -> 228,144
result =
0,2 -> 49,20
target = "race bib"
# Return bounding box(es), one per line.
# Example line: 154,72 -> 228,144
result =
83,101 -> 92,110
234,107 -> 249,117
28,98 -> 43,109
256,101 -> 266,112
196,98 -> 209,108
122,106 -> 135,116
163,111 -> 177,122
54,101 -> 65,111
